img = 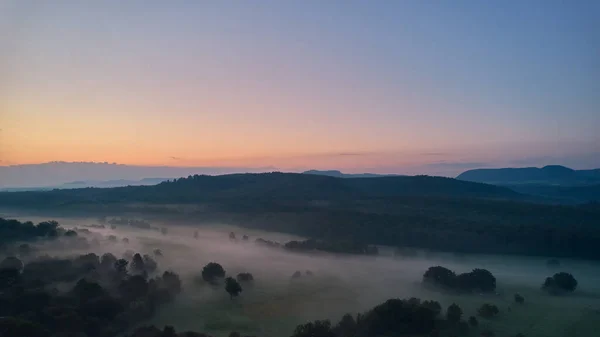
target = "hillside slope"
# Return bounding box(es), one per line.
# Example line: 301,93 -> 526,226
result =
0,172 -> 522,206
457,165 -> 600,185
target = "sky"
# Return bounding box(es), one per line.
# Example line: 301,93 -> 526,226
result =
1,0 -> 599,175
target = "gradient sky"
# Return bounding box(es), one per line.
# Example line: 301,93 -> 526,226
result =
1,0 -> 599,175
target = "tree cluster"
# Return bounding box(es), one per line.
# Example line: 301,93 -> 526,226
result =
542,272 -> 578,294
0,250 -> 182,337
423,266 -> 496,292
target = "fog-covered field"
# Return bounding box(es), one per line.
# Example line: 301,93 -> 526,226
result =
2,211 -> 600,337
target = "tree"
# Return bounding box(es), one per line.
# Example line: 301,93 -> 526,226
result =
0,256 -> 23,271
162,326 -> 177,337
201,262 -> 226,284
446,303 -> 462,323
225,277 -> 242,299
162,271 -> 182,295
333,314 -> 356,337
421,300 -> 442,316
514,293 -> 525,304
478,303 -> 499,319
114,259 -> 129,276
467,268 -> 496,292
542,272 -> 577,294
291,271 -> 302,279
236,272 -> 254,282
242,235 -> 249,241
423,266 -> 456,288
131,253 -> 146,274
229,232 -> 236,241
64,230 -> 78,237
468,316 -> 478,327
100,253 -> 117,270
143,254 -> 157,273
291,320 -> 335,337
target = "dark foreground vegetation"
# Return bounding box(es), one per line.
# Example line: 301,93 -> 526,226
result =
0,218 -> 583,337
2,173 -> 600,260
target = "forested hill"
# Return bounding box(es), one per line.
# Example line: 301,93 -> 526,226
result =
457,165 -> 600,185
0,172 -> 523,206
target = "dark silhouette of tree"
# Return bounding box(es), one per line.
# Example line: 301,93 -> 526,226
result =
225,277 -> 242,299
333,314 -> 356,337
162,271 -> 182,295
423,266 -> 456,289
201,262 -> 226,284
122,237 -> 130,243
131,253 -> 146,274
100,253 -> 117,270
236,272 -> 254,282
229,231 -> 236,241
468,316 -> 478,326
143,254 -> 157,273
542,272 -> 577,294
305,270 -> 314,276
291,320 -> 335,337
162,326 -> 177,337
114,259 -> 129,276
242,235 -> 249,241
421,300 -> 442,316
64,229 -> 78,237
291,271 -> 302,279
446,303 -> 462,323
0,256 -> 23,271
478,303 -> 499,319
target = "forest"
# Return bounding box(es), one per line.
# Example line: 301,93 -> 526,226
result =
1,173 -> 599,260
1,216 -> 595,337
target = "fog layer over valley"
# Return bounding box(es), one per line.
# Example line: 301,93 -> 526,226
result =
2,212 -> 599,337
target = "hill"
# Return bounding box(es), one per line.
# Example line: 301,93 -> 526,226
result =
302,169 -> 398,178
0,161 -> 270,188
457,165 -> 600,185
0,172 -> 522,206
1,172 -> 599,259
0,178 -> 169,192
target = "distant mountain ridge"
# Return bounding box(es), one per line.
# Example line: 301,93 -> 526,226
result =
457,165 -> 600,185
0,178 -> 169,192
0,172 -> 523,207
302,169 -> 399,178
0,162 -> 271,188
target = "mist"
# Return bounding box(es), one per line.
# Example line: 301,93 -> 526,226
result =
2,210 -> 599,337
